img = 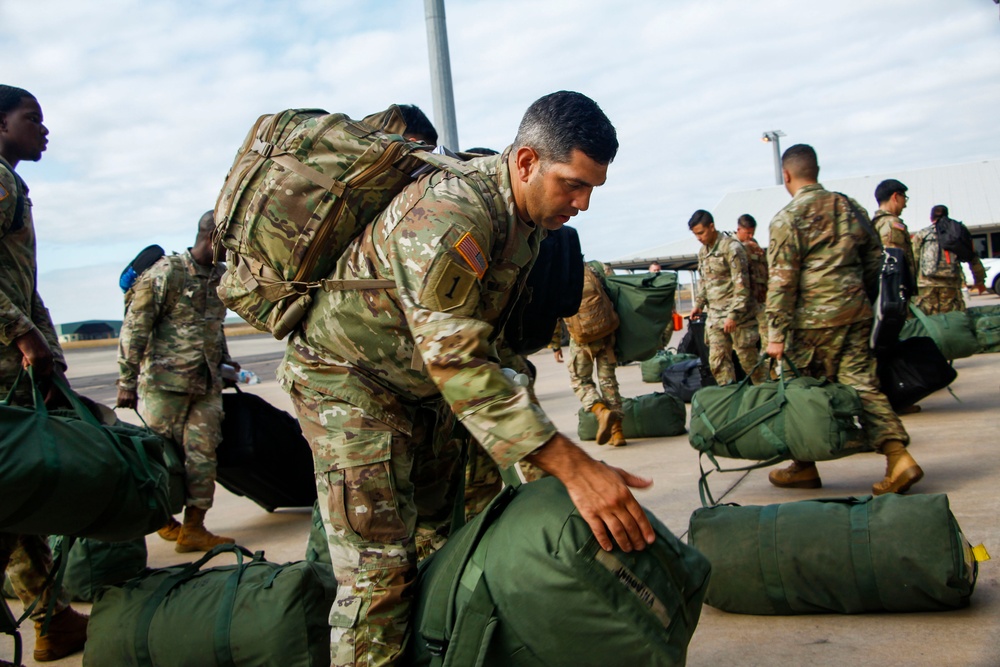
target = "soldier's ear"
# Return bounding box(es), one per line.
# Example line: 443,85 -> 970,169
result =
514,146 -> 541,183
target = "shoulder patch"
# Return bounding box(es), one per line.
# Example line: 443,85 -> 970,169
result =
425,259 -> 478,313
0,183 -> 8,201
454,231 -> 488,279
892,221 -> 906,231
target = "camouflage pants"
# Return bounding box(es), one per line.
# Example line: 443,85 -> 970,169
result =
140,387 -> 223,510
289,384 -> 461,667
706,318 -> 765,385
914,287 -> 966,315
0,533 -> 69,620
567,335 -> 623,417
785,319 -> 908,452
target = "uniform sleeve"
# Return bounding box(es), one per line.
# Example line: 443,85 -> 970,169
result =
386,203 -> 557,469
30,290 -> 66,371
968,255 -> 987,286
858,211 -> 883,297
726,240 -> 752,320
765,211 -> 800,344
117,263 -> 168,391
0,176 -> 36,346
694,255 -> 707,310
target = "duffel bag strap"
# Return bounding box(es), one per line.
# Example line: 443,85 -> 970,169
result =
437,575 -> 498,667
757,504 -> 794,615
848,502 -> 882,611
698,452 -> 787,507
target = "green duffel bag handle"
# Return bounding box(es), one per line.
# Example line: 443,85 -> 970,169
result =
133,543 -> 262,667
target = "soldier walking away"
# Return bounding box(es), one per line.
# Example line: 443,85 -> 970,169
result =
688,210 -> 765,385
563,259 -> 626,447
911,204 -> 986,315
0,84 -> 89,662
734,213 -> 769,348
765,144 -> 923,495
116,211 -> 239,552
278,91 -> 655,667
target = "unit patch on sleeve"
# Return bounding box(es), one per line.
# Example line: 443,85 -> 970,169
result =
454,231 -> 488,279
424,258 -> 478,313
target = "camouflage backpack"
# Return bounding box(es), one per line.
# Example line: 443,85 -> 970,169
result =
564,262 -> 619,345
214,106 -> 493,339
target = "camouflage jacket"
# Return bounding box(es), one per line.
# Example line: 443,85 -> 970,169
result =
912,224 -> 986,289
117,251 -> 230,394
872,209 -> 916,286
694,232 -> 755,323
766,184 -> 881,342
741,236 -> 769,306
0,158 -> 65,398
279,149 -> 557,470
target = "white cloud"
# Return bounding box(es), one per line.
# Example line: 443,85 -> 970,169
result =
5,0 -> 999,325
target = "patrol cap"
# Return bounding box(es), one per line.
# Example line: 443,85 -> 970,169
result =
874,178 -> 908,203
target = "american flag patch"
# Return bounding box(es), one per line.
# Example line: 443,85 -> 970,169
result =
454,232 -> 487,279
0,183 -> 8,201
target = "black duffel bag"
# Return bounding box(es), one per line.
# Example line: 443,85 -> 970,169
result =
877,336 -> 957,411
661,358 -> 703,403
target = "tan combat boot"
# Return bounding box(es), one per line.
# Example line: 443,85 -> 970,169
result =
175,507 -> 235,553
872,440 -> 923,495
590,402 -> 615,445
156,516 -> 182,541
34,607 -> 88,662
608,421 -> 627,447
768,460 -> 822,489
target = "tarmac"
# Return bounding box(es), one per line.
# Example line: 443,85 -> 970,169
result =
3,295 -> 999,666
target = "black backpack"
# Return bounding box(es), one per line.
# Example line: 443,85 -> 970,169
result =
934,217 -> 976,263
503,226 -> 584,355
120,244 -> 166,294
870,246 -> 911,351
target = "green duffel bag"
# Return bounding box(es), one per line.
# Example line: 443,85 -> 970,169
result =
0,371 -> 172,541
900,303 -> 980,360
688,493 -> 981,614
689,363 -> 867,463
83,544 -> 337,667
577,392 -> 687,440
967,305 -> 1000,353
407,476 -> 711,666
640,349 -> 698,383
3,536 -> 147,603
605,271 -> 679,364
107,417 -> 186,515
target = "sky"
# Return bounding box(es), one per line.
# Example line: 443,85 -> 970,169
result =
4,0 -> 1000,324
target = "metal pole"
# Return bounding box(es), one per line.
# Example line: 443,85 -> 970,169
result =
771,137 -> 782,185
423,0 -> 459,150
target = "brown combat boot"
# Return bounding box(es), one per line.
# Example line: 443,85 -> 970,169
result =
872,441 -> 923,495
608,421 -> 627,447
768,460 -> 822,489
33,607 -> 88,662
175,507 -> 235,553
590,402 -> 616,445
156,516 -> 182,542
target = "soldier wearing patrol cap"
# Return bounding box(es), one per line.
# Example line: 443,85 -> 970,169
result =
279,91 -> 656,667
872,178 -> 916,286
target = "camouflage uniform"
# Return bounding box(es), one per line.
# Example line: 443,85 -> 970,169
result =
566,335 -> 622,416
117,251 -> 231,510
911,224 -> 986,315
278,149 -> 556,667
872,209 -> 916,285
767,184 -> 908,452
741,235 -> 770,347
0,157 -> 70,619
695,233 -> 764,384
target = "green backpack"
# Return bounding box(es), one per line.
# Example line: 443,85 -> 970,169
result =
214,106 -> 497,339
688,494 -> 981,615
604,271 -> 679,364
83,544 -> 337,667
899,303 -> 980,360
407,476 -> 711,666
640,349 -> 698,383
577,392 -> 687,440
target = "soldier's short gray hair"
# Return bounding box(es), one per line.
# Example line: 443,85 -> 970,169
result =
513,91 -> 618,165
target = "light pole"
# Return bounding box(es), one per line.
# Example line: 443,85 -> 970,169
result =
761,130 -> 786,185
424,0 -> 459,151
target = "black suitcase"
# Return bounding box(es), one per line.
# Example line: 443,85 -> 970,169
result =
679,315 -> 745,388
217,390 -> 317,511
661,358 -> 703,403
877,336 -> 957,411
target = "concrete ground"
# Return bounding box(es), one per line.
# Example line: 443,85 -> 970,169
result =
3,296 -> 999,666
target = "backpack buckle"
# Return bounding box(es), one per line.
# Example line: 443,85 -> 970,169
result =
252,138 -> 275,159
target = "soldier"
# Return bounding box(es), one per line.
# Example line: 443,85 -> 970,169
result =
278,91 -> 655,667
765,144 -> 923,495
563,259 -> 626,447
0,84 -> 89,662
911,204 -> 986,315
116,211 -> 238,552
734,213 -> 769,347
871,179 -> 916,285
688,210 -> 765,385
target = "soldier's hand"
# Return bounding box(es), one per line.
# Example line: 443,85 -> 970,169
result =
42,369 -> 71,409
688,307 -> 701,320
14,328 -> 54,378
527,433 -> 655,553
723,318 -> 736,333
116,387 -> 138,410
766,341 -> 784,359
553,348 -> 564,363
229,360 -> 242,372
